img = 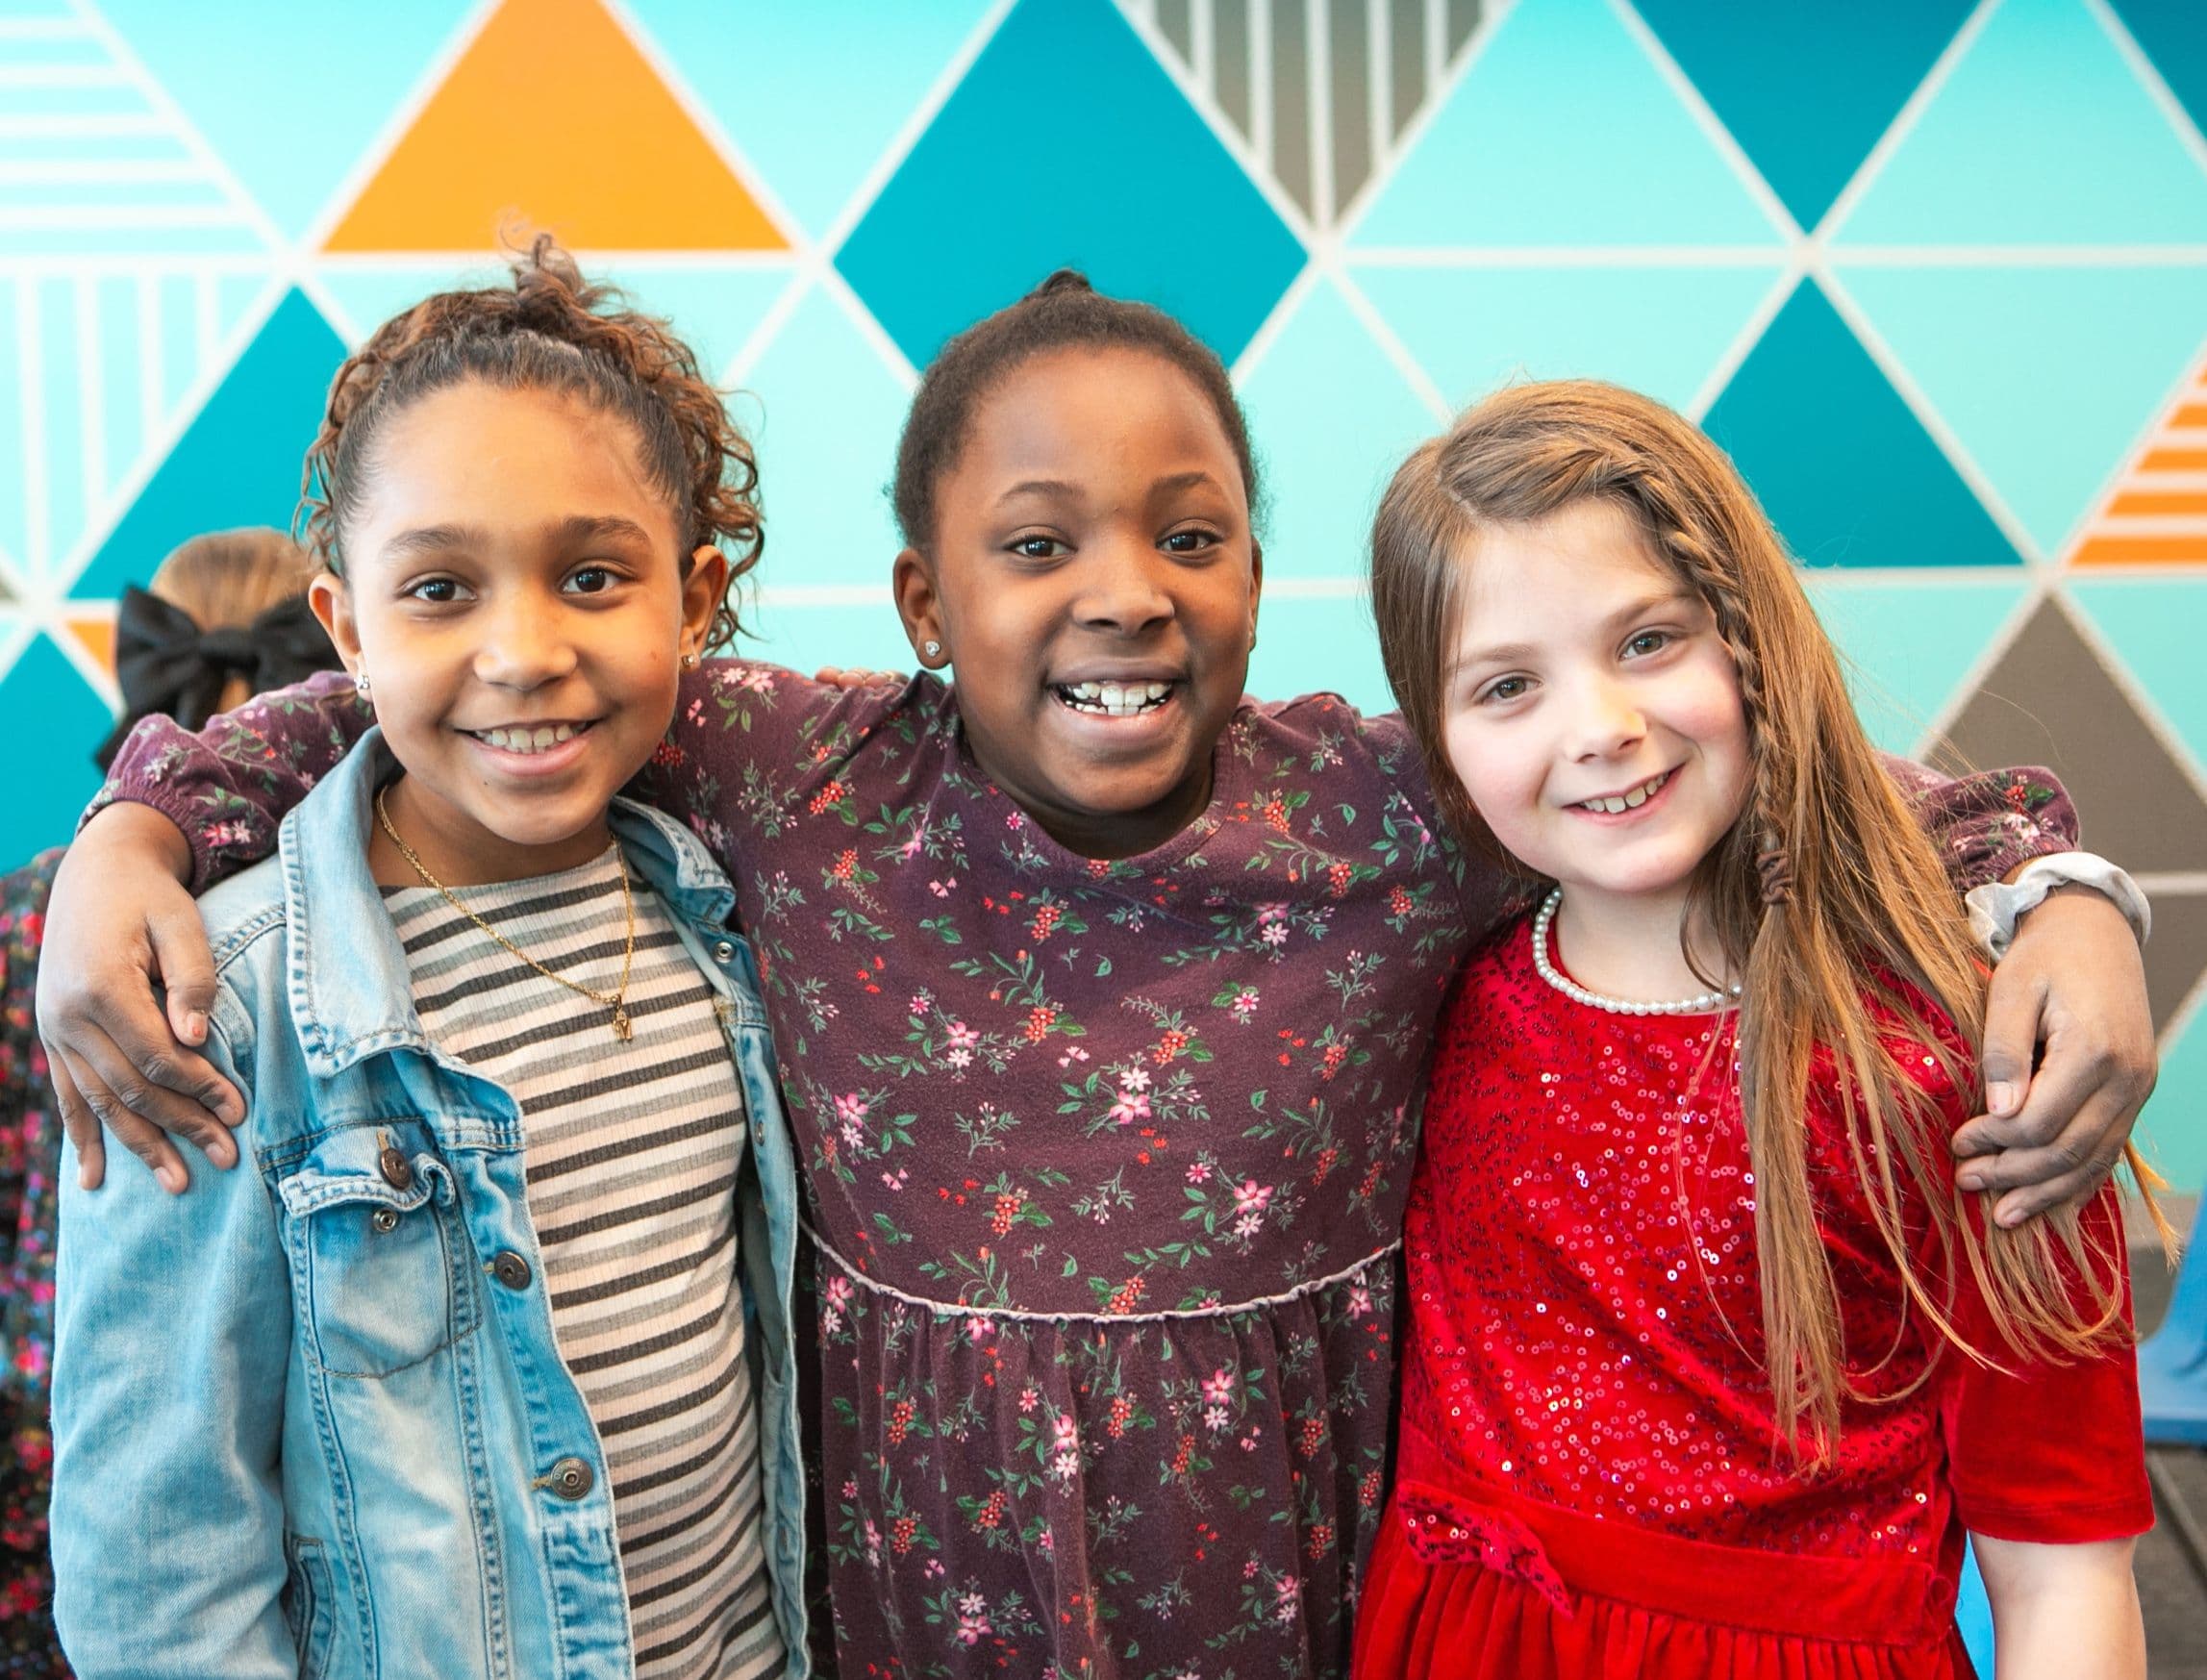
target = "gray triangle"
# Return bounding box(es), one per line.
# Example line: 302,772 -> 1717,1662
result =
1931,597 -> 2207,874
1144,0 -> 1486,223
2144,891 -> 2207,1040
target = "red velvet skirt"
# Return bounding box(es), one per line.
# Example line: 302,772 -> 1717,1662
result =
1352,1481 -> 1974,1680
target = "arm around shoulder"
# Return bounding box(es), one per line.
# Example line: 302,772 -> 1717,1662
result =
1970,1533 -> 2144,1680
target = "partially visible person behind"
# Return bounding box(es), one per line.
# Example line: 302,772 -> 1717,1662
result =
50,244 -> 807,1679
0,527 -> 337,1678
1354,380 -> 2159,1680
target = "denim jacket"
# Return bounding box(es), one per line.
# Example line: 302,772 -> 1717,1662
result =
52,734 -> 810,1679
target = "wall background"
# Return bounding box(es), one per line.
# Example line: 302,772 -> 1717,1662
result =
3,0 -> 2204,1185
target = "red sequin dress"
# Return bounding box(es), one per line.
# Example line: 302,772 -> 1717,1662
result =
1353,917 -> 2152,1680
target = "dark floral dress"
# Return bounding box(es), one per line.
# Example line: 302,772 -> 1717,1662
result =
96,667 -> 2076,1680
0,850 -> 71,1678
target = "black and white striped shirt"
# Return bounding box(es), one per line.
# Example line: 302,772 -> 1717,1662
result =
385,849 -> 784,1680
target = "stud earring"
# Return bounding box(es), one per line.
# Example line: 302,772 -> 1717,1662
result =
354,669 -> 372,698
680,649 -> 701,671
923,639 -> 942,661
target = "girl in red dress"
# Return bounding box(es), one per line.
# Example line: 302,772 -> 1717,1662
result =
1353,380 -> 2160,1680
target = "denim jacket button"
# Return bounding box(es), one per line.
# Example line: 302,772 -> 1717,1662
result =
712,939 -> 737,965
491,1250 -> 532,1291
368,1207 -> 400,1235
378,1146 -> 414,1191
546,1457 -> 594,1501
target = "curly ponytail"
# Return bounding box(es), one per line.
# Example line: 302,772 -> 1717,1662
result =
300,236 -> 761,648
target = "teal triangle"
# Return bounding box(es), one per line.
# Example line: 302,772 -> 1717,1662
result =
1837,263 -> 2207,556
2140,995 -> 2207,1193
1836,0 -> 2207,245
1238,280 -> 1438,582
96,0 -> 470,239
1633,1 -> 1971,231
1800,574 -> 2029,753
69,289 -> 347,602
2110,0 -> 2207,148
625,0 -> 997,240
737,282 -> 910,594
1351,262 -> 1782,413
1351,0 -> 1784,248
1703,278 -> 2023,568
0,633 -> 112,858
2070,579 -> 2207,771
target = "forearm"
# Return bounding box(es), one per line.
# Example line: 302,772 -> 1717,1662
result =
1974,1535 -> 2144,1680
1880,755 -> 2077,892
93,671 -> 371,891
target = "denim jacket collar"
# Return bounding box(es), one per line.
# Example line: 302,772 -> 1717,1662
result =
280,729 -> 740,1080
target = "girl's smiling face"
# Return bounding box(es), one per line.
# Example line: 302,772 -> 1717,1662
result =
313,380 -> 725,885
893,347 -> 1262,860
1442,498 -> 1751,921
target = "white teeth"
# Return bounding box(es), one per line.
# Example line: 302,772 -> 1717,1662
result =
1579,771 -> 1668,814
481,723 -> 579,755
1056,681 -> 1174,717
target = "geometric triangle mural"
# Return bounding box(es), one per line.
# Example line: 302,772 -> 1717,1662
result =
1703,278 -> 2024,569
1932,595 -> 2207,875
68,291 -> 349,602
1634,0 -> 1973,232
2,2 -> 2204,1191
325,0 -> 788,252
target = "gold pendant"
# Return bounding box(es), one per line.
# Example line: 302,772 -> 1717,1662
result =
612,1005 -> 633,1041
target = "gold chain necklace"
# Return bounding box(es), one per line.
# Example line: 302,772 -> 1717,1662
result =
375,786 -> 637,1041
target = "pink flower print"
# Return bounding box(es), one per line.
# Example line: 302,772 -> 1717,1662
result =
1243,1560 -> 1260,1580
207,819 -> 254,850
733,665 -> 776,695
1052,1416 -> 1079,1455
1006,810 -> 1025,830
909,991 -> 932,1017
928,877 -> 956,897
1186,1160 -> 1212,1185
945,1048 -> 972,1070
946,1020 -> 980,1049
686,697 -> 705,724
1204,1405 -> 1229,1433
1348,1285 -> 1373,1316
1201,1367 -> 1235,1407
1037,1526 -> 1055,1554
956,1592 -> 992,1645
1230,988 -> 1260,1021
1231,1180 -> 1273,1217
1273,1575 -> 1300,1624
1260,922 -> 1289,948
1019,1384 -> 1041,1414
1119,1066 -> 1152,1092
841,1477 -> 859,1500
1108,1089 -> 1151,1127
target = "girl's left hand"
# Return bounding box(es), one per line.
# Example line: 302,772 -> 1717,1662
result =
1953,887 -> 2158,1227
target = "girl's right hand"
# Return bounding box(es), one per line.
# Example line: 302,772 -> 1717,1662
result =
34,802 -> 243,1193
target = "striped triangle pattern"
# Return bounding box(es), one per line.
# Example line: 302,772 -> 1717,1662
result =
2068,351 -> 2207,566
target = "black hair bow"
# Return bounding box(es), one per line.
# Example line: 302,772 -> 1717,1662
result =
94,588 -> 341,769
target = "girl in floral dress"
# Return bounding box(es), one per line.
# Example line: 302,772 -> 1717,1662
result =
56,278 -> 2150,1679
1354,380 -> 2156,1679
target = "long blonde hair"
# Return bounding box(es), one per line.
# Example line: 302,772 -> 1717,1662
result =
1371,379 -> 2153,1465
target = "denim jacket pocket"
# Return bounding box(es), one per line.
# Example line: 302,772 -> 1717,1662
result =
282,1533 -> 334,1679
275,1125 -> 474,1379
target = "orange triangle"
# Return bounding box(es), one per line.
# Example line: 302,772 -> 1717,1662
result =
2068,359 -> 2207,567
325,0 -> 787,254
63,614 -> 115,676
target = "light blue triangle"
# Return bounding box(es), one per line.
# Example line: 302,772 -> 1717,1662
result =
2070,579 -> 2207,771
70,289 -> 348,602
1351,0 -> 1785,248
737,595 -> 923,678
1237,280 -> 1438,581
736,281 -> 910,597
1837,263 -> 2207,556
1246,592 -> 1394,715
0,633 -> 113,859
1837,0 -> 2207,246
0,279 -> 30,573
1800,574 -> 2030,753
624,0 -> 997,240
314,259 -> 795,380
314,261 -> 509,347
1352,262 -> 1782,413
2140,994 -> 2207,1192
96,0 -> 470,239
591,262 -> 795,383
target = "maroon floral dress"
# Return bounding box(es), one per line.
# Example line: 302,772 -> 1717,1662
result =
97,664 -> 2076,1679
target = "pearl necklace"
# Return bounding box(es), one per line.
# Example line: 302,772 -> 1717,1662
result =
1529,889 -> 1741,1016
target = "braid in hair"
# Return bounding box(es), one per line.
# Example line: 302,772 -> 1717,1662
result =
1370,378 -> 2146,1467
299,235 -> 761,648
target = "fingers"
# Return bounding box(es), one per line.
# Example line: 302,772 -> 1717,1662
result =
145,899 -> 231,1092
55,1045 -> 189,1194
1968,961 -> 2048,1127
48,1051 -> 106,1191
